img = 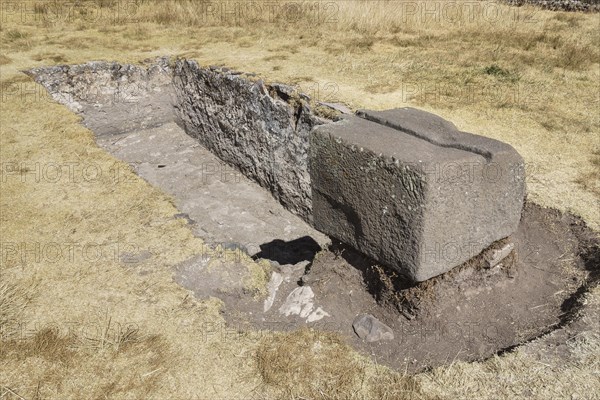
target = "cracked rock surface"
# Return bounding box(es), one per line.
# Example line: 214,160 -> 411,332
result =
173,61 -> 332,222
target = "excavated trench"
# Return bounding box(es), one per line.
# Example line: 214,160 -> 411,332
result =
27,57 -> 600,372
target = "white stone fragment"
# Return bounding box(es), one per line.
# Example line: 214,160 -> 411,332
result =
279,286 -> 314,318
263,272 -> 284,312
307,307 -> 330,323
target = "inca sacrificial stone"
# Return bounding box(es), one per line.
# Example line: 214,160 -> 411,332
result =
310,108 -> 525,282
29,59 -> 526,281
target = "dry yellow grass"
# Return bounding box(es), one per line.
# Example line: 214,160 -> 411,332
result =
1,1 -> 599,399
256,328 -> 424,399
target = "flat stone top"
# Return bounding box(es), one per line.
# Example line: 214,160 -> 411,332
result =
356,107 -> 517,162
316,114 -> 486,166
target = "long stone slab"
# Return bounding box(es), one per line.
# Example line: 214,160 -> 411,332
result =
309,107 -> 525,282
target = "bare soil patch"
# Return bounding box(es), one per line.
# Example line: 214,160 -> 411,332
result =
180,201 -> 598,372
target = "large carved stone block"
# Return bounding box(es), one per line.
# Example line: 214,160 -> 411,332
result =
310,107 -> 525,282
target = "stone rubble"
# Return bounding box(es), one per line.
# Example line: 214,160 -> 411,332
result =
352,314 -> 395,342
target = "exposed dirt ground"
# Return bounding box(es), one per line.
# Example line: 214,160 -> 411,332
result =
176,201 -> 599,373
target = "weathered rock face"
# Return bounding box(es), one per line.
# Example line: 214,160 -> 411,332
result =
172,61 -> 329,221
27,58 -> 176,136
310,108 -> 525,282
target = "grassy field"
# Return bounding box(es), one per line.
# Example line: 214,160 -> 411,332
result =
1,1 -> 599,399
